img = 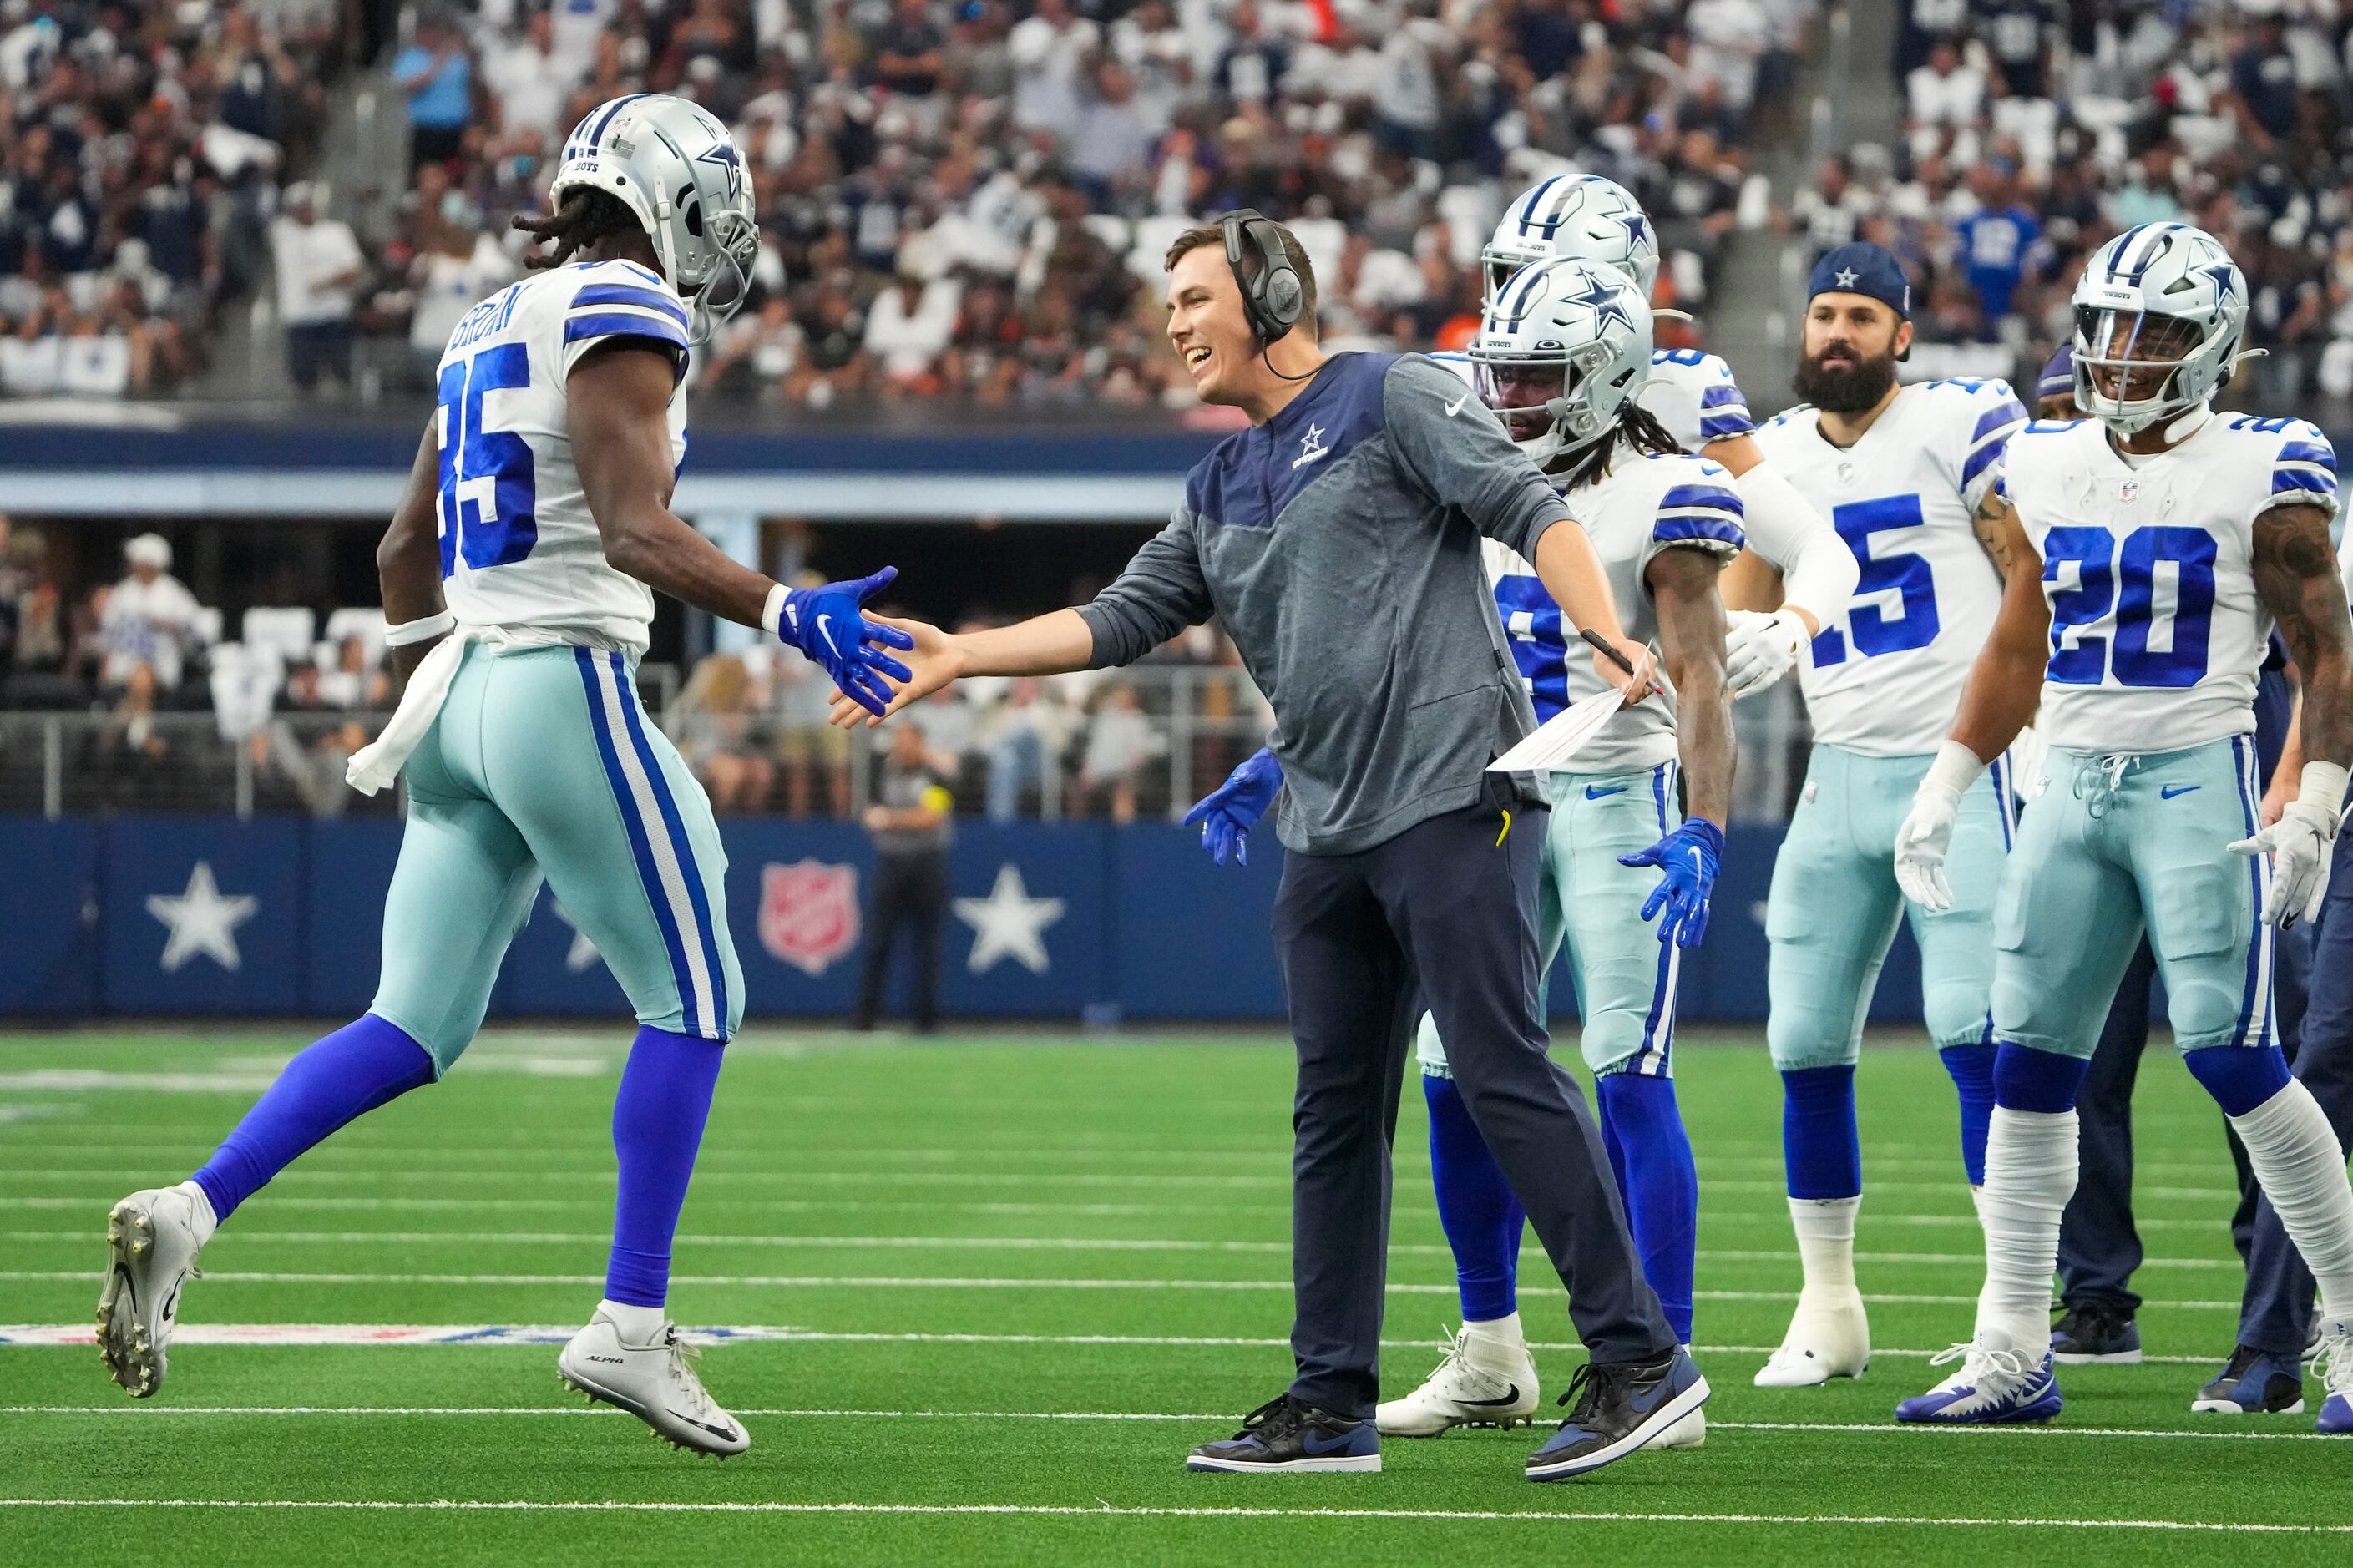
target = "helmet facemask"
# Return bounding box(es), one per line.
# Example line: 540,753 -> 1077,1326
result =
2072,305 -> 2212,435
1470,339 -> 1619,468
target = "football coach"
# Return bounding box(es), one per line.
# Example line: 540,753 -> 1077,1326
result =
832,210 -> 1706,1480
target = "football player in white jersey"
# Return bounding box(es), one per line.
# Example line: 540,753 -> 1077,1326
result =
1889,221 -> 2353,1432
1743,243 -> 2029,1388
1481,174 -> 1858,695
1189,258 -> 1745,1444
94,95 -> 914,1454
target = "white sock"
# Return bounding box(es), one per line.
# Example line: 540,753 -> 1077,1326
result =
1969,1183 -> 1990,1233
2228,1080 -> 2353,1327
1975,1107 -> 2077,1355
1788,1195 -> 1860,1300
172,1180 -> 218,1247
1463,1311 -> 1526,1365
599,1298 -> 668,1343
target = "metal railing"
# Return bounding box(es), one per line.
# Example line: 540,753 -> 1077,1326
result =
0,662 -> 1814,823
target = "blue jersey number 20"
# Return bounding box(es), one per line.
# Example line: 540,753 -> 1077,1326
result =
2042,525 -> 2215,688
436,343 -> 538,576
1810,495 -> 1941,667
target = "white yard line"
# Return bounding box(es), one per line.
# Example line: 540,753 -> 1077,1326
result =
0,1499 -> 2342,1533
3,1406 -> 2334,1443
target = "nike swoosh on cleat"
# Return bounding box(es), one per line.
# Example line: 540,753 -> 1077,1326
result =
1458,1386 -> 1524,1407
2161,784 -> 2199,798
1585,785 -> 1627,799
1300,1428 -> 1365,1455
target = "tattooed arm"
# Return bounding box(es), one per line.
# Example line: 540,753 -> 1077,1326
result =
2251,502 -> 2353,771
1946,488 -> 2047,761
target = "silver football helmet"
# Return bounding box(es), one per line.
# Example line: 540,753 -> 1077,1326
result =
551,94 -> 760,343
1481,174 -> 1660,304
2071,221 -> 2248,438
1468,256 -> 1655,467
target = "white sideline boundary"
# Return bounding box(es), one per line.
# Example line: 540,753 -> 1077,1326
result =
0,1325 -> 2239,1364
0,1271 -> 2249,1308
1,1405 -> 2338,1443
0,1499 -> 2345,1533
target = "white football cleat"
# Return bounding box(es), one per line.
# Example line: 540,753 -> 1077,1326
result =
97,1185 -> 212,1398
1753,1292 -> 1871,1388
1376,1323 -> 1540,1436
1654,1404 -> 1707,1449
559,1308 -> 749,1457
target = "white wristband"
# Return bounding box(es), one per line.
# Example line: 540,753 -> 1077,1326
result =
383,610 -> 455,648
760,582 -> 788,639
2298,760 -> 2350,831
1921,738 -> 1989,802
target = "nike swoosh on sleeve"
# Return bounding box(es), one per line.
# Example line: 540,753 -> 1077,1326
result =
1445,392 -> 1470,417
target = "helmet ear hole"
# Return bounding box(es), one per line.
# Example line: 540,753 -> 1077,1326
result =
681,195 -> 704,238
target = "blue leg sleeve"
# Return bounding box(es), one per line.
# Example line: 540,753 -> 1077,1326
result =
1422,1070 -> 1524,1323
606,1024 -> 728,1308
1781,1064 -> 1861,1200
1597,1072 -> 1699,1343
1939,1041 -> 1997,1186
1993,1041 -> 2092,1114
190,1014 -> 435,1222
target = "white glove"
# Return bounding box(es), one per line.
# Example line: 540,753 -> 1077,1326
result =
1894,741 -> 1990,913
2230,761 -> 2349,928
1723,607 -> 1809,699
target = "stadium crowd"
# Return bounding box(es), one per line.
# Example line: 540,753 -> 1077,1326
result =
1783,1 -> 2353,410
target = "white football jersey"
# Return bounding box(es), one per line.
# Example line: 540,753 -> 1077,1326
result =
433,258 -> 691,658
2001,412 -> 2338,754
1485,449 -> 1747,775
1751,377 -> 2028,755
1637,349 -> 1753,452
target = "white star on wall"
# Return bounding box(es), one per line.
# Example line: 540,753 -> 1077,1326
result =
147,862 -> 258,974
953,863 -> 1065,975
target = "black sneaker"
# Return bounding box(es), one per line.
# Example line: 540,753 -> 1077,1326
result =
1525,1345 -> 1709,1481
1186,1393 -> 1380,1474
2051,1304 -> 2142,1364
2192,1343 -> 2306,1414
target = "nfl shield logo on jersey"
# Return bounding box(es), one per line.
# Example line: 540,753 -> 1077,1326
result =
759,859 -> 860,976
2118,478 -> 2140,503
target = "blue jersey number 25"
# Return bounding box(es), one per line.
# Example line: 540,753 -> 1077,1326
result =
1810,495 -> 1941,667
2042,525 -> 2214,688
436,343 -> 538,576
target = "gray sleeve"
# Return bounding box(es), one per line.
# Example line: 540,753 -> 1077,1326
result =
1381,353 -> 1575,561
1075,507 -> 1214,669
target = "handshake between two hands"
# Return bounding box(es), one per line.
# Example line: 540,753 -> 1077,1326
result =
772,566 -> 956,723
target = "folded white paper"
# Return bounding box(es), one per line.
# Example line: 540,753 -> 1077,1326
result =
1485,685 -> 1627,775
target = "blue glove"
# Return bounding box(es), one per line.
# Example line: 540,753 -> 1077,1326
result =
1182,747 -> 1283,866
777,566 -> 916,717
1619,817 -> 1724,948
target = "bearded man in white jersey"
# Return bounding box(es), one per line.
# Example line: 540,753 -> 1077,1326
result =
1743,243 -> 2029,1387
92,95 -> 914,1456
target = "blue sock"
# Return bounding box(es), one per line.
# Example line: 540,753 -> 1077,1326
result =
1596,1072 -> 1698,1343
606,1025 -> 728,1308
1422,1071 -> 1523,1323
1780,1065 -> 1860,1199
190,1014 -> 435,1222
1939,1042 -> 1997,1186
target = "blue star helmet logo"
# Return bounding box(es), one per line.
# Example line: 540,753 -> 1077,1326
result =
1566,272 -> 1636,338
2204,262 -> 2240,309
1617,209 -> 1648,249
696,139 -> 744,204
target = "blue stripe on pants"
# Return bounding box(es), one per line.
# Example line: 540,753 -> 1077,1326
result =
576,649 -> 706,1040
608,652 -> 729,1039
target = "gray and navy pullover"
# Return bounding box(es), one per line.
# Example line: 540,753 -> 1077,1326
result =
1077,352 -> 1579,855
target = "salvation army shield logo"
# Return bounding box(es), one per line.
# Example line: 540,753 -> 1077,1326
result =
759,859 -> 860,977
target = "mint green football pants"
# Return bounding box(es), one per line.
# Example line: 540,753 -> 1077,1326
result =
1765,744 -> 2013,1070
1419,761 -> 1685,1080
1991,738 -> 2273,1059
371,643 -> 744,1073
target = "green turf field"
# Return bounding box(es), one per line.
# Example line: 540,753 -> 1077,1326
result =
1,1025 -> 2345,1565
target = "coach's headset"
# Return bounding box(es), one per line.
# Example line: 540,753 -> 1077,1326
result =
1219,209 -> 1315,381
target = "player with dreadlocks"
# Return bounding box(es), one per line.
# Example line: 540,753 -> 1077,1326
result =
94,95 -> 914,1457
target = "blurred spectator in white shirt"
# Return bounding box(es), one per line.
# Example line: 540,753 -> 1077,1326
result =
480,10 -> 579,143
270,183 -> 363,392
407,225 -> 519,386
1009,0 -> 1100,138
1076,683 -> 1165,822
863,274 -> 962,395
99,534 -> 205,691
